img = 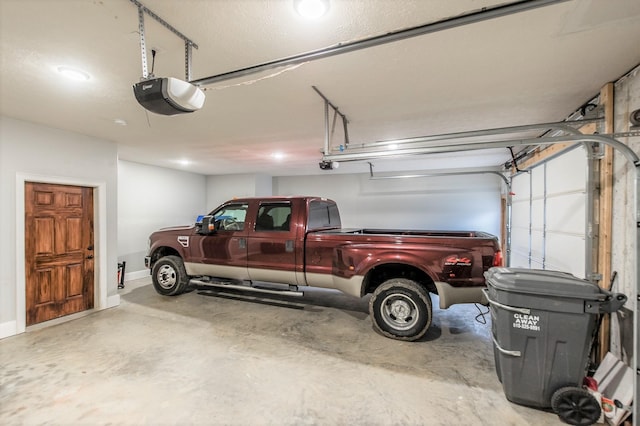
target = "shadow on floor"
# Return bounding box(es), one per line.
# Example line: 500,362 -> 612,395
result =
121,280 -> 499,390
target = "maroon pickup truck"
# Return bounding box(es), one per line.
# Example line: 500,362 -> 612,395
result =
145,196 -> 502,341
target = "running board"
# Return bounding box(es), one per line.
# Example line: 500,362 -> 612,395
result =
190,279 -> 304,297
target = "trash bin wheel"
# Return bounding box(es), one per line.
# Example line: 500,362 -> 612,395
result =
551,386 -> 601,426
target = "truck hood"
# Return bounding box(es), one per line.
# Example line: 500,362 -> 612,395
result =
157,225 -> 194,232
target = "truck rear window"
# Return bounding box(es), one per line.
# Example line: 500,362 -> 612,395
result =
256,203 -> 292,231
308,200 -> 341,230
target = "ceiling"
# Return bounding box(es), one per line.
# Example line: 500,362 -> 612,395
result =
1,0 -> 639,176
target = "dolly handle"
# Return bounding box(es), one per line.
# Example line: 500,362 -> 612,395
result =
482,289 -> 531,314
492,337 -> 522,357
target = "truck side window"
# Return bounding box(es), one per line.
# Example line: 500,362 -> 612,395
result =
308,200 -> 341,230
256,203 -> 292,231
211,203 -> 248,231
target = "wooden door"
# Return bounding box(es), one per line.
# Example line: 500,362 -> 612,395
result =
25,182 -> 94,325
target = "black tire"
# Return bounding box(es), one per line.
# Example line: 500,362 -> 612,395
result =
630,108 -> 640,126
551,386 -> 601,426
151,255 -> 190,296
369,278 -> 432,341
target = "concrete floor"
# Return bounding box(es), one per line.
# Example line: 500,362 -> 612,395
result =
0,278 -> 566,425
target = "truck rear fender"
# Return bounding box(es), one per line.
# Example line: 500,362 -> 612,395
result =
360,262 -> 438,297
339,244 -> 491,298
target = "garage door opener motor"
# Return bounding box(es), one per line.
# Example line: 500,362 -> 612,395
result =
130,0 -> 205,116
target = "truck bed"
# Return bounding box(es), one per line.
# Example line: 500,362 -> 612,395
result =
315,228 -> 496,239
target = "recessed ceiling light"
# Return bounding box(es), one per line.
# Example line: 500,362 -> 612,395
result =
57,66 -> 90,81
293,0 -> 329,19
178,159 -> 191,166
388,143 -> 399,150
271,152 -> 285,160
114,118 -> 128,126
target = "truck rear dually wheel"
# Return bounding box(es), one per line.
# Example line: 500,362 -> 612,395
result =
151,255 -> 189,296
369,278 -> 432,341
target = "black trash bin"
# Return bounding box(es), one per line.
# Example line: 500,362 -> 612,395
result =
483,268 -> 627,425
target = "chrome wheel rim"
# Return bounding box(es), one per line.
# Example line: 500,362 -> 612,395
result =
156,264 -> 177,289
380,293 -> 419,331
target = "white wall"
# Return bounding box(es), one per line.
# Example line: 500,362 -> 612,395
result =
274,172 -> 502,237
0,116 -> 118,338
206,173 -> 272,211
117,161 -> 207,278
610,65 -> 640,360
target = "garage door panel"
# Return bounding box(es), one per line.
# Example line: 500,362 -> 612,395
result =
545,233 -> 585,278
511,173 -> 531,268
531,166 -> 545,198
546,147 -> 586,195
512,174 -> 530,196
508,147 -> 586,276
511,224 -> 529,268
546,194 -> 585,235
531,199 -> 545,229
511,200 -> 529,228
530,230 -> 544,268
510,252 -> 530,268
511,225 -> 529,247
530,258 -> 545,269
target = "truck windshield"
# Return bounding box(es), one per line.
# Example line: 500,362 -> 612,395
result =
211,203 -> 248,231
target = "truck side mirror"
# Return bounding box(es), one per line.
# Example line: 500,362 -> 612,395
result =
197,215 -> 217,235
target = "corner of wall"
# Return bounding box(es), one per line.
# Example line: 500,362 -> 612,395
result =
0,320 -> 17,339
107,294 -> 120,308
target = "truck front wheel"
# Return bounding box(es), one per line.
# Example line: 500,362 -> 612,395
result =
151,255 -> 189,296
369,278 -> 432,341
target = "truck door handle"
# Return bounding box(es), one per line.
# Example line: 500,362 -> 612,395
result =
238,238 -> 246,249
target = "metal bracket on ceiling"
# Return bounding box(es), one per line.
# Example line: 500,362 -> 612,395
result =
507,146 -> 522,173
130,0 -> 198,81
367,161 -> 510,186
580,102 -> 603,119
612,130 -> 640,138
190,0 -> 570,87
324,120 -> 587,161
312,86 -> 350,156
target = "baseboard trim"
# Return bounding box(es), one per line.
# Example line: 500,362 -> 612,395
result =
107,294 -> 120,308
125,269 -> 149,282
0,320 -> 18,339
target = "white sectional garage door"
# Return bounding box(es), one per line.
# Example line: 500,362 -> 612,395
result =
510,146 -> 587,278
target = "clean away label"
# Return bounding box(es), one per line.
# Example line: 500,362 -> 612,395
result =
512,313 -> 541,332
